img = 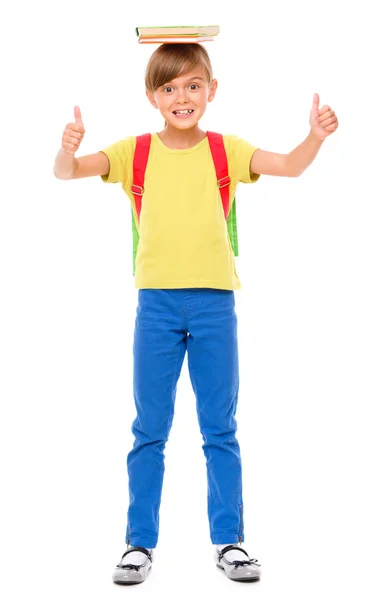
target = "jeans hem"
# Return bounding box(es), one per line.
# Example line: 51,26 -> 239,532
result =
211,534 -> 245,544
125,537 -> 158,549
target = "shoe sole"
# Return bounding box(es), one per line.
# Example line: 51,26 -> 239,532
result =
113,565 -> 152,585
113,580 -> 144,585
217,563 -> 260,582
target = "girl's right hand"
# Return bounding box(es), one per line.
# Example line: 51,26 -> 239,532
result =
62,106 -> 85,154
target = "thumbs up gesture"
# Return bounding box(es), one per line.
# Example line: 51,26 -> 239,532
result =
62,106 -> 86,154
309,93 -> 339,141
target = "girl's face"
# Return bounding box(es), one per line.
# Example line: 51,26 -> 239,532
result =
146,66 -> 217,129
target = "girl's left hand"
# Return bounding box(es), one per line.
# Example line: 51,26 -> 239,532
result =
309,93 -> 339,140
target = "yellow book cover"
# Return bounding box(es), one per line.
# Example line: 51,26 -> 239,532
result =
136,24 -> 220,36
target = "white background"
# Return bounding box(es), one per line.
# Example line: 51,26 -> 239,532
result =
1,0 -> 378,598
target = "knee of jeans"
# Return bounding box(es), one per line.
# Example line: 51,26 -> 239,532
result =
200,426 -> 238,445
132,421 -> 172,446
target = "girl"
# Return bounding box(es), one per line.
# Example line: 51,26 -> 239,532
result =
54,42 -> 338,585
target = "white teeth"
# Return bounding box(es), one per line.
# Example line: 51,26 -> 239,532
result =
174,110 -> 193,114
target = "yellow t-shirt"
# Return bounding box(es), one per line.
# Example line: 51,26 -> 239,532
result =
100,132 -> 259,290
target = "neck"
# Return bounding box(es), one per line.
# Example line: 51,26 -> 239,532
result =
157,124 -> 207,149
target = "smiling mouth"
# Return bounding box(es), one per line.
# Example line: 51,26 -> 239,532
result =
172,109 -> 194,115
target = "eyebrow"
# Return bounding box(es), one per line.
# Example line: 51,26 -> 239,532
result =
163,76 -> 206,85
187,76 -> 206,82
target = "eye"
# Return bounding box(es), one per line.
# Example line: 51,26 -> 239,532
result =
189,84 -> 199,90
163,86 -> 173,93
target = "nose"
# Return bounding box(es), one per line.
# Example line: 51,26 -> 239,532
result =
175,88 -> 189,103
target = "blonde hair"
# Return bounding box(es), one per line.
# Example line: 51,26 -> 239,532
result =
145,44 -> 214,127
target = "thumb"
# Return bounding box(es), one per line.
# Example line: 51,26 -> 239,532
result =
312,93 -> 320,113
74,105 -> 83,126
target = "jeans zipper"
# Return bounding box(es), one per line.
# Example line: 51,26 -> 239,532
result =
238,503 -> 243,545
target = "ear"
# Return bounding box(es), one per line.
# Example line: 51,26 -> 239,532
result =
208,78 -> 218,102
146,89 -> 158,109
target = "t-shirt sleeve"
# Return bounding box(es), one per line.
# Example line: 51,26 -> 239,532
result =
227,135 -> 260,184
99,136 -> 136,184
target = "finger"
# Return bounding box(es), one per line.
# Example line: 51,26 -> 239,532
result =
67,121 -> 85,134
62,132 -> 82,147
312,93 -> 320,112
63,134 -> 82,145
319,112 -> 336,125
74,105 -> 84,126
324,122 -> 338,131
64,129 -> 82,141
318,105 -> 331,115
319,108 -> 334,119
65,127 -> 83,139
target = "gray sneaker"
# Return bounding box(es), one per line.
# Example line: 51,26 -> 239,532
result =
216,545 -> 261,581
112,546 -> 153,585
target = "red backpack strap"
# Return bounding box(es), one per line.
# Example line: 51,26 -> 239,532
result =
132,133 -> 151,220
206,131 -> 231,218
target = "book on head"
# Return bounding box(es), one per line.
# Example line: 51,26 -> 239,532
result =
138,35 -> 216,44
136,24 -> 220,36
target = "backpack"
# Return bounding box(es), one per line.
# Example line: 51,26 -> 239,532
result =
131,131 -> 238,275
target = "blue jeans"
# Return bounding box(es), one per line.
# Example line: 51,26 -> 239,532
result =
126,288 -> 245,548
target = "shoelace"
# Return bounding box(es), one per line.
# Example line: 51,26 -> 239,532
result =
116,546 -> 152,571
218,546 -> 261,570
232,558 -> 261,570
119,563 -> 142,571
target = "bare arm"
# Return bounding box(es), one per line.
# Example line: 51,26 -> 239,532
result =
54,148 -> 110,180
54,147 -> 78,179
250,131 -> 324,178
